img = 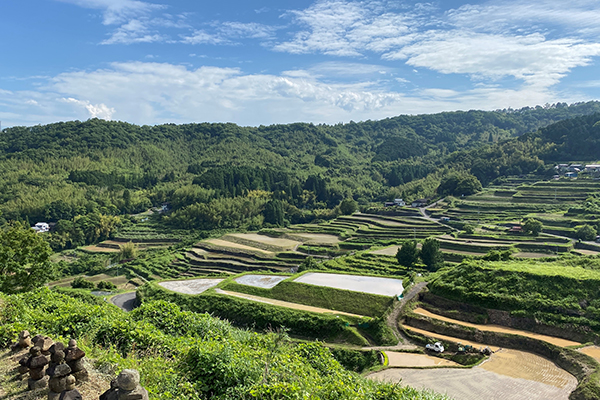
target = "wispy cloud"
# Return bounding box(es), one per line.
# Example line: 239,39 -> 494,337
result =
56,0 -> 165,25
0,61 -> 580,128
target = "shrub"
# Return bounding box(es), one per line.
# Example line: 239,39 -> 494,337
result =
96,280 -> 117,290
71,277 -> 95,289
396,240 -> 419,268
576,225 -> 597,241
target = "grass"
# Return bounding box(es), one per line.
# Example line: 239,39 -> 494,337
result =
221,278 -> 394,318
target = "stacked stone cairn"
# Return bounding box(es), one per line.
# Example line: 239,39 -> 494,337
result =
24,346 -> 49,389
99,369 -> 149,400
65,339 -> 89,382
16,330 -> 33,375
47,342 -> 77,400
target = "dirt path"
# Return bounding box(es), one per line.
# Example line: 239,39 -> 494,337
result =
214,289 -> 364,318
365,282 -> 427,351
370,348 -> 577,400
413,307 -> 580,347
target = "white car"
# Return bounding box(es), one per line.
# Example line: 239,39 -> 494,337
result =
426,342 -> 444,353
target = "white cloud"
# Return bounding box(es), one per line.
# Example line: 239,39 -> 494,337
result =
448,0 -> 600,36
0,61 -> 579,128
55,0 -> 164,25
385,31 -> 600,88
273,1 -> 415,56
63,98 -> 115,119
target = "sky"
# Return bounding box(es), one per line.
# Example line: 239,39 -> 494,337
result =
1,0 -> 600,128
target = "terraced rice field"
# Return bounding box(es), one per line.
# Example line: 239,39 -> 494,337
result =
370,349 -> 577,400
234,274 -> 287,289
578,346 -> 600,362
205,239 -> 275,254
226,233 -> 301,251
405,326 -> 501,352
50,273 -> 131,289
214,289 -> 363,317
294,272 -> 403,296
385,351 -> 459,367
412,308 -> 580,347
369,246 -> 400,256
158,278 -> 223,295
287,233 -> 341,244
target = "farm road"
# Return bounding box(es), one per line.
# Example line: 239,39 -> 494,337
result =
110,292 -> 138,312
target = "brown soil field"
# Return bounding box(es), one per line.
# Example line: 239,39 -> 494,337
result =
370,349 -> 577,400
369,246 -> 400,256
215,289 -> 363,317
204,239 -> 274,254
480,349 -> 575,388
287,233 -> 341,244
227,233 -> 301,250
413,308 -> 580,347
578,345 -> 600,362
385,351 -> 459,367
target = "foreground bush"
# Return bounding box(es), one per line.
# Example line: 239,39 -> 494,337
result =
0,288 -> 450,400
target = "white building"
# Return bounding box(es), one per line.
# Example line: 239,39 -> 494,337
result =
32,222 -> 50,233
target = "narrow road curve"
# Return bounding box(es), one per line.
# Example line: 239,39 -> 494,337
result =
110,292 -> 138,312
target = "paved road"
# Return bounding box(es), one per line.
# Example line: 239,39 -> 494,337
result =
110,292 -> 138,312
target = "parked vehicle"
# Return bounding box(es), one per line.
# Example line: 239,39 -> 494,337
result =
425,342 -> 444,353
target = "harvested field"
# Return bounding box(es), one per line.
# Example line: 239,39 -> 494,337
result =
413,308 -> 580,347
81,245 -> 119,253
369,246 -> 400,256
234,274 -> 287,289
205,239 -> 274,254
578,346 -> 600,362
288,233 -> 341,244
227,233 -> 301,250
481,349 -> 575,388
294,272 -> 403,296
385,351 -> 459,367
573,249 -> 600,256
370,349 -> 577,400
158,278 -> 224,295
215,289 -> 363,317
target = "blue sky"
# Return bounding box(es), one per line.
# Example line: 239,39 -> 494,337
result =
1,0 -> 600,127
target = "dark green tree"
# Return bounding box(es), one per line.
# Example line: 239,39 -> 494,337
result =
263,199 -> 285,226
339,198 -> 358,215
420,238 -> 444,271
522,218 -> 543,236
0,223 -> 54,293
576,225 -> 597,241
396,240 -> 419,268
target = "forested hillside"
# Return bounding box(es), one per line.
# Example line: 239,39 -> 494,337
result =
0,102 -> 599,247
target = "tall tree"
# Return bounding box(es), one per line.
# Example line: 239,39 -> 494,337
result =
396,240 -> 419,268
420,238 -> 444,271
0,223 -> 54,293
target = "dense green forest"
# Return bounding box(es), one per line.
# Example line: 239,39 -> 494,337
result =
1,102 -> 599,246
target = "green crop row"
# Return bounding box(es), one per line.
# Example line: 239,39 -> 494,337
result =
221,279 -> 393,318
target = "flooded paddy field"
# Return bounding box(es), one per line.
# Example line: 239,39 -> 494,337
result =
158,278 -> 224,295
294,272 -> 403,296
234,274 -> 287,289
